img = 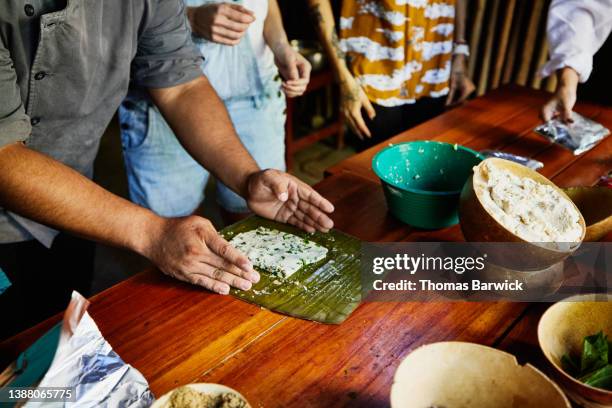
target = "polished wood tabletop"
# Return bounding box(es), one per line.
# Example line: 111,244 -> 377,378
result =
1,86 -> 610,407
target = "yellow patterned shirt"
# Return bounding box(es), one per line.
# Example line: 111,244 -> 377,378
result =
339,0 -> 456,107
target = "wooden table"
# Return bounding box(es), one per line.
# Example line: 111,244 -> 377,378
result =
1,86 -> 610,407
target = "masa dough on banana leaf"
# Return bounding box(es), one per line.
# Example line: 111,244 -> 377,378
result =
229,227 -> 328,278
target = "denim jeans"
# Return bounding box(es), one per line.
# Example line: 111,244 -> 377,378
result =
119,91 -> 286,216
120,0 -> 284,216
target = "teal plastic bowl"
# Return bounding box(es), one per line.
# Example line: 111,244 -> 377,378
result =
372,141 -> 484,229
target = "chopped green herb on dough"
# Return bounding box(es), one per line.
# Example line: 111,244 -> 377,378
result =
229,227 -> 328,278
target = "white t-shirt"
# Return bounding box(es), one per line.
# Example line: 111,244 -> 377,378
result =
243,0 -> 277,83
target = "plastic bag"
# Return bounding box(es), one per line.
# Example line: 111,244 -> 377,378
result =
535,112 -> 610,155
3,292 -> 154,407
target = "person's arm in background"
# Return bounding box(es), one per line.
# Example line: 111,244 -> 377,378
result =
541,0 -> 612,122
264,0 -> 312,97
446,0 -> 476,106
307,0 -> 375,139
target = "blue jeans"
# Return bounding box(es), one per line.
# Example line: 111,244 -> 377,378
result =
119,92 -> 286,216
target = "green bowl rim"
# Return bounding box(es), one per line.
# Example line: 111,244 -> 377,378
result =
371,141 -> 484,196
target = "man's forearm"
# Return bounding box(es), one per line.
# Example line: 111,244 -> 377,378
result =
0,143 -> 161,254
149,76 -> 260,198
307,0 -> 351,80
263,0 -> 290,53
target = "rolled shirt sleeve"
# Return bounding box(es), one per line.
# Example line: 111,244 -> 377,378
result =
541,0 -> 612,82
131,0 -> 203,88
0,42 -> 31,147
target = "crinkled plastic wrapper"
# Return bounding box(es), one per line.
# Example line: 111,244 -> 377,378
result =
535,112 -> 610,155
24,292 -> 154,407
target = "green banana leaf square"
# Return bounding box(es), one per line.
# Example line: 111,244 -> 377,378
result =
221,216 -> 362,324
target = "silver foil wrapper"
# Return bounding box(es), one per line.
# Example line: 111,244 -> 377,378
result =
24,292 -> 154,408
535,112 -> 610,155
480,150 -> 544,170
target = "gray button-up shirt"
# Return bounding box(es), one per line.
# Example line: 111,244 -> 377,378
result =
0,0 -> 203,246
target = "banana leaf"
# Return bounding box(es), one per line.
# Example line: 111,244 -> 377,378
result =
220,216 -> 361,324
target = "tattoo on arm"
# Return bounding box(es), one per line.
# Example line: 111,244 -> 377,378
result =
331,31 -> 346,60
308,3 -> 346,60
309,0 -> 360,104
340,79 -> 361,103
308,4 -> 323,24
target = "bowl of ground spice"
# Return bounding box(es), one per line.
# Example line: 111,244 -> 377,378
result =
151,383 -> 250,408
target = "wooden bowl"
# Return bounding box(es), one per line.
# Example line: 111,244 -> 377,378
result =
563,187 -> 612,242
459,158 -> 586,269
538,294 -> 612,406
151,383 -> 251,408
390,342 -> 570,408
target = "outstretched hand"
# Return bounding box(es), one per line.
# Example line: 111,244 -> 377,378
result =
246,169 -> 335,233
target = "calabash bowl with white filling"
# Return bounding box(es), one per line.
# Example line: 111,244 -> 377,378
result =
459,158 -> 586,270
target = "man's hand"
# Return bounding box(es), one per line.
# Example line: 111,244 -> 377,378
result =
141,216 -> 260,295
273,44 -> 312,97
340,73 -> 376,139
246,169 -> 335,233
446,54 -> 475,106
187,3 -> 255,45
541,67 -> 579,123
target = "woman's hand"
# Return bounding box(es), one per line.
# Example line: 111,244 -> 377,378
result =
273,44 -> 312,98
187,3 -> 255,45
446,54 -> 476,106
339,73 -> 376,139
541,67 -> 579,123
